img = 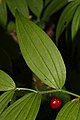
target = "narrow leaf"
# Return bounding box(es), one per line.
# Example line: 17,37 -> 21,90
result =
0,0 -> 7,26
0,90 -> 14,114
16,11 -> 66,89
6,0 -> 29,17
56,0 -> 80,43
0,70 -> 16,91
71,6 -> 80,40
56,98 -> 80,120
0,93 -> 41,120
27,0 -> 43,17
42,0 -> 68,21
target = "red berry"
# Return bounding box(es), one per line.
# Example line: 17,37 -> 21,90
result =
50,97 -> 62,109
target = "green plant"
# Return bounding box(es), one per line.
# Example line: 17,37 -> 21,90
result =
0,0 -> 80,120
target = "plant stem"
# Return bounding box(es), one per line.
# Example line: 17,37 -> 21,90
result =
39,89 -> 80,98
39,89 -> 61,94
16,88 -> 80,98
16,88 -> 38,93
61,89 -> 80,98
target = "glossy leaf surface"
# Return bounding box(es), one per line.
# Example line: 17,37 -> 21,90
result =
0,70 -> 16,91
27,0 -> 43,17
0,90 -> 14,114
56,0 -> 80,42
16,12 -> 66,89
0,93 -> 41,120
72,6 -> 80,40
0,0 -> 7,26
6,0 -> 29,17
56,98 -> 80,120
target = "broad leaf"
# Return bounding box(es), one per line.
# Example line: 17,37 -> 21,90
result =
16,11 -> 66,89
71,6 -> 80,40
0,0 -> 7,26
56,0 -> 80,43
0,90 -> 14,114
42,0 -> 68,21
0,93 -> 41,120
6,0 -> 29,17
27,0 -> 43,17
0,70 -> 16,91
56,98 -> 80,120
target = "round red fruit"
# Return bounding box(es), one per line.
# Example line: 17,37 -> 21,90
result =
50,97 -> 62,109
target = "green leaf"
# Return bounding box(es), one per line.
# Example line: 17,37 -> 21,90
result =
16,11 -> 66,89
0,90 -> 14,114
6,0 -> 29,17
0,70 -> 16,91
42,0 -> 68,21
0,0 -> 7,26
27,0 -> 43,17
71,6 -> 80,40
0,93 -> 41,120
56,98 -> 80,120
56,0 -> 80,43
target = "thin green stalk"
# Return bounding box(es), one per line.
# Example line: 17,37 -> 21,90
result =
16,87 -> 80,98
61,89 -> 80,98
16,88 -> 38,93
39,89 -> 80,98
39,89 -> 61,94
